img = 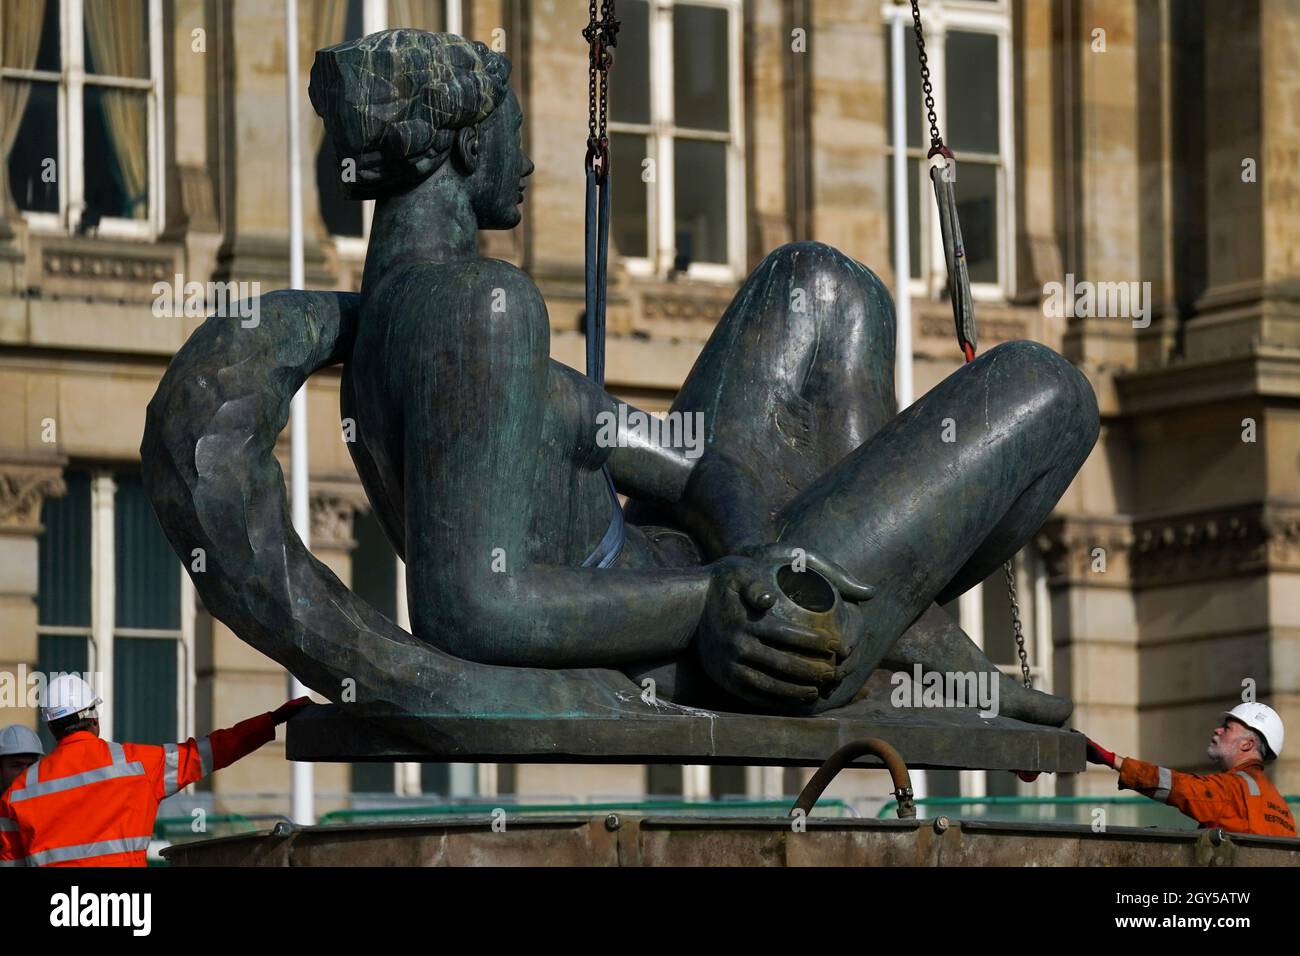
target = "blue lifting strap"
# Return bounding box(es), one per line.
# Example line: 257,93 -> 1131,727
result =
581,163 -> 626,569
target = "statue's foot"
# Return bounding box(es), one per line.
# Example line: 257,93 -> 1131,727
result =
879,602 -> 1075,728
992,672 -> 1072,726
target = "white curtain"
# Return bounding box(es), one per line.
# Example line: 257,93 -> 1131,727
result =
0,0 -> 47,215
84,0 -> 149,218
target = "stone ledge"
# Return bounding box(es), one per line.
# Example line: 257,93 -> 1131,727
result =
286,701 -> 1087,772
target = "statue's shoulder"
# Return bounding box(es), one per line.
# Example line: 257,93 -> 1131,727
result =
376,257 -> 548,365
385,256 -> 545,315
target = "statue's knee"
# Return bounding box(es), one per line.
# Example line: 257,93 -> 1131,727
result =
757,241 -> 890,325
986,340 -> 1099,439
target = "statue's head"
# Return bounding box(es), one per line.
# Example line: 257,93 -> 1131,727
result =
309,30 -> 530,228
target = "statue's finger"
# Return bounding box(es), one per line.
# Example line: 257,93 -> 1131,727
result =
749,619 -> 840,659
731,665 -> 819,704
737,640 -> 836,686
802,552 -> 875,602
740,580 -> 776,611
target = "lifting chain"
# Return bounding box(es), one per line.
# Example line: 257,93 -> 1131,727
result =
909,0 -> 1031,689
583,0 -> 619,180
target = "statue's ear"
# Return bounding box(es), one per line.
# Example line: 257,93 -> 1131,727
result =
452,126 -> 480,175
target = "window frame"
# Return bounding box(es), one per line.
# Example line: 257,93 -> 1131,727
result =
1,0 -> 166,239
608,0 -> 746,282
37,470 -> 193,747
887,0 -> 1015,302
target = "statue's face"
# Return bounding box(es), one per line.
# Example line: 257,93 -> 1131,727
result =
470,89 -> 533,230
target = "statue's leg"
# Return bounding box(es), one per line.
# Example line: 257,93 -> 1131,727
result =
637,241 -> 1093,722
774,336 -> 1099,713
637,241 -> 898,549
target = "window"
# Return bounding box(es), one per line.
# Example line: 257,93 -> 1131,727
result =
885,0 -> 1012,297
608,0 -> 744,280
2,0 -> 163,237
112,474 -> 181,744
36,469 -> 191,748
36,471 -> 92,752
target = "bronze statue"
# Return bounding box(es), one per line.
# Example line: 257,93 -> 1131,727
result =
142,31 -> 1097,751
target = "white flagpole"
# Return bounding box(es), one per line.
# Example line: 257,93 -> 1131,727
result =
445,0 -> 463,36
285,0 -> 314,827
887,3 -> 924,807
889,5 -> 914,411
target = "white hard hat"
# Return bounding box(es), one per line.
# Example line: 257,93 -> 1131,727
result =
1223,702 -> 1284,760
41,674 -> 101,724
0,724 -> 43,757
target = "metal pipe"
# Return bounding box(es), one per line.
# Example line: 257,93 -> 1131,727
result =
792,738 -> 915,819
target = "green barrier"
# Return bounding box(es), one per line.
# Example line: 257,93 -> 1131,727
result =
317,798 -> 852,825
876,794 -> 1300,830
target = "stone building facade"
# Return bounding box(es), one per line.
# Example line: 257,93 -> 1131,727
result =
0,0 -> 1296,819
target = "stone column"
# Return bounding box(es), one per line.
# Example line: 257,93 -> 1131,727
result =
808,0 -> 887,268
1184,0 -> 1300,361
1035,515 -> 1137,797
1056,0 -> 1147,374
0,465 -> 66,731
211,0 -> 336,288
746,0 -> 793,264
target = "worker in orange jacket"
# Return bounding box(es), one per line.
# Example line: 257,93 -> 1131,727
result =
0,674 -> 310,867
1085,702 -> 1295,838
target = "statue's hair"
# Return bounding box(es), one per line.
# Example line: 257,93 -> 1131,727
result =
309,30 -> 512,199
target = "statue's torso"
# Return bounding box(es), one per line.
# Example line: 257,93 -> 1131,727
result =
344,258 -> 683,573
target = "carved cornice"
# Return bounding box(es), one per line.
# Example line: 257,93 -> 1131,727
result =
0,466 -> 67,534
641,291 -> 735,323
919,313 -> 1026,343
1035,516 -> 1135,588
308,487 -> 372,550
43,248 -> 172,283
1130,504 -> 1300,586
1036,504 -> 1300,590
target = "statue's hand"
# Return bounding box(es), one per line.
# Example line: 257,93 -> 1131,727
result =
699,546 -> 874,707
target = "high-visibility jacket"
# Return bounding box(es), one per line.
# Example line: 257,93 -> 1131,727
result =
1118,756 -> 1297,837
0,713 -> 275,867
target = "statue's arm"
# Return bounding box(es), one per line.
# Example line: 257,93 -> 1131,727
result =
403,268 -> 713,668
552,362 -> 773,555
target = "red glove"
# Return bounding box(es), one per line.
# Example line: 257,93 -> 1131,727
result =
1085,737 -> 1116,768
270,696 -> 312,726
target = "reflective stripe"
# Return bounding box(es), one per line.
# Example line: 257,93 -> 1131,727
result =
1153,766 -> 1173,802
25,759 -> 40,786
0,817 -> 17,831
26,836 -> 150,867
197,736 -> 213,777
0,858 -> 28,867
108,741 -> 126,765
1236,770 -> 1261,797
163,743 -> 180,796
7,760 -> 145,802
